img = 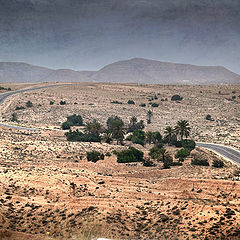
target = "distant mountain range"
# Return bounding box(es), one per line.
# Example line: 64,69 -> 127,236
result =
0,58 -> 240,84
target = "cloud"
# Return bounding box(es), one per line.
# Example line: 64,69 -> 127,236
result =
0,0 -> 239,73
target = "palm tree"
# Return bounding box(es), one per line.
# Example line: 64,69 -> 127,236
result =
147,110 -> 153,124
158,147 -> 169,162
174,120 -> 191,141
103,131 -> 113,144
164,126 -> 174,145
145,131 -> 154,144
85,119 -> 104,136
107,117 -> 125,144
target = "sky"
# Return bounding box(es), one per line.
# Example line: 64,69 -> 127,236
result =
0,0 -> 240,73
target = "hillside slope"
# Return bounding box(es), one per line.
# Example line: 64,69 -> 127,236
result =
0,59 -> 239,84
91,58 -> 240,84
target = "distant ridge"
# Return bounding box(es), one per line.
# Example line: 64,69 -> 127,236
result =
0,58 -> 239,84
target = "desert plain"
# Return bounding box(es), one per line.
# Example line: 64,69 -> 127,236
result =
0,82 -> 240,240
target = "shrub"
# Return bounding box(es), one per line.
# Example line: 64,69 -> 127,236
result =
65,130 -> 101,142
163,155 -> 173,169
86,151 -> 104,163
26,101 -> 33,107
62,121 -> 71,130
11,113 -> 18,122
171,95 -> 183,101
175,148 -> 190,158
116,147 -> 144,163
142,159 -> 156,167
50,101 -> 54,105
67,114 -> 83,126
172,140 -> 182,148
179,157 -> 184,162
205,114 -> 212,121
171,161 -> 183,166
155,142 -> 164,149
212,159 -> 224,168
60,100 -> 66,105
126,130 -> 145,146
191,158 -> 209,166
105,152 -> 111,157
140,103 -> 146,107
232,91 -> 236,94
182,139 -> 196,151
149,147 -> 164,159
111,101 -> 123,104
153,132 -> 162,143
151,103 -> 159,107
127,100 -> 135,105
16,106 -> 25,110
232,96 -> 236,100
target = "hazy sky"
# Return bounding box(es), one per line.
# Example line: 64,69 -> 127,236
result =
0,0 -> 240,73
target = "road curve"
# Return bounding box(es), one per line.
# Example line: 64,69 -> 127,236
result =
0,83 -> 73,131
197,142 -> 240,165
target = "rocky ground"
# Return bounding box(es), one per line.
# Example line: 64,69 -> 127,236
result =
0,83 -> 240,240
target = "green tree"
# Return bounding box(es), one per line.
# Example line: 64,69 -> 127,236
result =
164,126 -> 175,145
146,131 -> 154,144
61,121 -> 71,130
103,131 -> 113,144
128,117 -> 144,132
152,131 -> 162,144
85,119 -> 104,136
147,110 -> 153,124
107,116 -> 125,144
126,130 -> 145,146
175,120 -> 191,141
67,114 -> 83,126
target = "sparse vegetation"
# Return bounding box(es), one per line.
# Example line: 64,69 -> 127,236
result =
181,139 -> 196,151
151,103 -> 159,107
60,100 -> 66,105
126,129 -> 145,146
171,94 -> 183,101
87,151 -> 104,162
15,106 -> 25,110
128,116 -> 144,132
26,100 -> 33,107
62,114 -> 84,129
127,100 -> 135,104
191,158 -> 209,166
212,159 -> 224,168
11,113 -> 18,122
65,130 -> 101,142
206,114 -> 213,121
116,147 -> 144,163
175,148 -> 190,159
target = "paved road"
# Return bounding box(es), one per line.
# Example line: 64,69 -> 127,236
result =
197,142 -> 240,165
0,83 -> 72,131
0,84 -> 70,104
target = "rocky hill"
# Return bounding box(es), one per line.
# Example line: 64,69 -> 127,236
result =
0,58 -> 240,84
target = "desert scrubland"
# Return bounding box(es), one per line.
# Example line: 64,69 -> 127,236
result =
0,83 -> 240,240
